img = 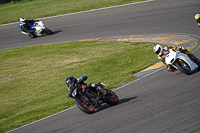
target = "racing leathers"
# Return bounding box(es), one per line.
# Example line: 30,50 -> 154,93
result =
21,20 -> 38,37
67,76 -> 106,99
196,17 -> 200,27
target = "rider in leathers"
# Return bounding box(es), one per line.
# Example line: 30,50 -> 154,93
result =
20,17 -> 38,37
194,14 -> 200,27
66,76 -> 107,99
153,44 -> 199,72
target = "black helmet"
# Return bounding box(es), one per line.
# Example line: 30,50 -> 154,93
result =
66,76 -> 76,92
66,76 -> 76,87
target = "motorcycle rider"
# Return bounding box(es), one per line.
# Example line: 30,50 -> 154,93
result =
66,76 -> 107,100
194,14 -> 200,27
153,44 -> 199,72
20,17 -> 38,37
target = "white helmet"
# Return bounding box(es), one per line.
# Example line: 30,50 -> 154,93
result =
153,44 -> 163,56
20,17 -> 26,24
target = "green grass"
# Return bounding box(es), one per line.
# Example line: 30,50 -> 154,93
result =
0,41 -> 158,132
0,0 -> 146,25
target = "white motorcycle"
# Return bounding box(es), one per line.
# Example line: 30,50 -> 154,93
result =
18,20 -> 53,38
165,49 -> 199,75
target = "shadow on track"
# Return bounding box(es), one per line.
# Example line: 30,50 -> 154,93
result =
52,30 -> 62,35
118,96 -> 138,104
96,96 -> 138,113
174,69 -> 200,76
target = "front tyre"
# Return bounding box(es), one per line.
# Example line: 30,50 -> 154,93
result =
45,28 -> 53,35
104,89 -> 119,105
174,59 -> 192,75
76,99 -> 95,114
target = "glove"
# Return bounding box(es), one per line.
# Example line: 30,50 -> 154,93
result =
77,77 -> 83,83
77,76 -> 88,83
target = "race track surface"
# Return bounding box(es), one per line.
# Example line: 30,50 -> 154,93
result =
3,0 -> 200,133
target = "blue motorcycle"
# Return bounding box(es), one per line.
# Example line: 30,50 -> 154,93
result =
18,20 -> 53,38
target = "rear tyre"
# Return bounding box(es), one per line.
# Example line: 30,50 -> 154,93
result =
104,89 -> 119,105
76,99 -> 95,114
174,59 -> 192,75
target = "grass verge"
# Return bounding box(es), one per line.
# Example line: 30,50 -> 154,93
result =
0,0 -> 146,25
0,41 -> 158,132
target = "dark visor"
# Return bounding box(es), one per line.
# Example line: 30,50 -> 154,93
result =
155,47 -> 161,55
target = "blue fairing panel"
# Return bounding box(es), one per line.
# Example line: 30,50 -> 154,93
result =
18,25 -> 21,29
30,22 -> 35,29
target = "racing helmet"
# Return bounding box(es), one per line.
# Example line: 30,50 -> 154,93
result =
20,17 -> 26,24
66,76 -> 76,92
153,44 -> 163,56
195,14 -> 200,20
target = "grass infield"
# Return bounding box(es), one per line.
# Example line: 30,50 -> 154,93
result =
0,0 -> 146,25
0,41 -> 158,132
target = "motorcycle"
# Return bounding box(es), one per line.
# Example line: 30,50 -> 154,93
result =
165,49 -> 200,75
69,82 -> 119,114
18,20 -> 53,38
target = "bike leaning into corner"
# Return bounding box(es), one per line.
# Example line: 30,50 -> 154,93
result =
154,44 -> 200,75
66,76 -> 119,114
18,17 -> 53,38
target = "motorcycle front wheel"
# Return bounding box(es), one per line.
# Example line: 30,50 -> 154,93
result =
44,28 -> 53,35
76,98 -> 95,114
104,89 -> 119,105
174,59 -> 192,75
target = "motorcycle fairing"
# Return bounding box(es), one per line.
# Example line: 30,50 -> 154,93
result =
18,25 -> 22,29
165,49 -> 198,71
30,22 -> 35,30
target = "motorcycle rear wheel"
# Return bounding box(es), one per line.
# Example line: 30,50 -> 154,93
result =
104,89 -> 119,105
174,59 -> 192,75
76,98 -> 95,114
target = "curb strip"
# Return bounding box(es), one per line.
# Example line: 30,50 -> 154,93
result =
80,33 -> 199,77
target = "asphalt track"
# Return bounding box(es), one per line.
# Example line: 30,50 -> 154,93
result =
3,0 -> 200,133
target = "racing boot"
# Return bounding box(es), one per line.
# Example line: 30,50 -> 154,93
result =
21,26 -> 28,35
27,30 -> 36,38
167,65 -> 177,72
28,32 -> 34,38
96,86 -> 107,101
96,95 -> 103,104
21,25 -> 35,38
